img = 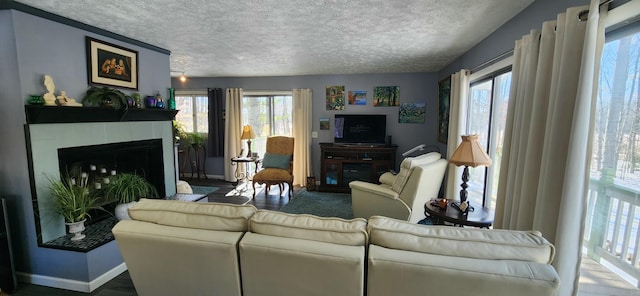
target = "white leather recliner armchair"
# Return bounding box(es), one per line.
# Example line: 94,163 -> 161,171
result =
349,152 -> 447,223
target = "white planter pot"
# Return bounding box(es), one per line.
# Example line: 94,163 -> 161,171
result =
65,219 -> 86,241
115,201 -> 138,220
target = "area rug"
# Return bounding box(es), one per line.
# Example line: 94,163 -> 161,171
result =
279,189 -> 353,219
191,185 -> 219,196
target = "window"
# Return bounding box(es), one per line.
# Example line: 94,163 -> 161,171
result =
466,68 -> 512,209
242,92 -> 293,156
175,91 -> 209,133
582,21 -> 640,287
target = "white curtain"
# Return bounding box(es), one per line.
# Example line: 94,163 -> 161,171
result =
224,88 -> 244,182
292,88 -> 312,186
445,70 -> 470,199
494,1 -> 607,295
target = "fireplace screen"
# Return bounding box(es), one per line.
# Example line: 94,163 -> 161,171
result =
57,139 -> 165,223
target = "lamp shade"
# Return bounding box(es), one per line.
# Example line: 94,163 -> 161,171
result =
241,125 -> 256,140
449,135 -> 492,167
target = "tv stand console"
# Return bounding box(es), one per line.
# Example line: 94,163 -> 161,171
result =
319,143 -> 397,193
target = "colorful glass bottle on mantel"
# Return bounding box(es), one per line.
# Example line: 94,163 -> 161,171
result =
154,91 -> 165,109
167,88 -> 176,110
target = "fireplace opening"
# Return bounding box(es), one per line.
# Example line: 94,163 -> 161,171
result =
57,139 -> 165,225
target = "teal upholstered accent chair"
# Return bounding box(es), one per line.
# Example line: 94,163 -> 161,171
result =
252,136 -> 295,197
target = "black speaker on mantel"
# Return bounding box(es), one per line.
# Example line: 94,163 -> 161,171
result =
0,198 -> 17,293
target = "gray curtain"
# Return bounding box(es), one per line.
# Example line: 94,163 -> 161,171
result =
207,88 -> 224,157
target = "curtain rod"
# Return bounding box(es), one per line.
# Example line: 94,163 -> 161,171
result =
470,0 -> 612,74
470,50 -> 513,74
579,0 -> 613,21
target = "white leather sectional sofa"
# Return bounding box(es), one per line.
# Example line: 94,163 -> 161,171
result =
112,199 -> 560,296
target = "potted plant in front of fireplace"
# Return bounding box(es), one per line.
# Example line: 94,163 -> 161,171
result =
48,173 -> 96,241
104,173 -> 158,220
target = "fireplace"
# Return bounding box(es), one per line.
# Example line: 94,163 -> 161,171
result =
58,139 -> 166,198
56,139 -> 166,225
27,120 -> 176,248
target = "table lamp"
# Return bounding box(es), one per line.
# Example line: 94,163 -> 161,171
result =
241,125 -> 256,157
449,135 -> 492,207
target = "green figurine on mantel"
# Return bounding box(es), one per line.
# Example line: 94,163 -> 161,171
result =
28,95 -> 44,105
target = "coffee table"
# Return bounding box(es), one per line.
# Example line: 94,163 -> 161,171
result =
424,200 -> 493,228
168,193 -> 207,202
166,193 -> 251,205
208,195 -> 251,205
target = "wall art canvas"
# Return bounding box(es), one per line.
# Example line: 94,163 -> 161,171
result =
373,86 -> 400,106
326,85 -> 345,110
399,102 -> 426,123
320,118 -> 330,130
86,37 -> 138,90
438,76 -> 452,143
348,90 -> 367,105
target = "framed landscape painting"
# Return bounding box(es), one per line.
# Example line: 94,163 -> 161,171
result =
348,90 -> 367,105
399,102 -> 426,123
86,37 -> 138,90
373,86 -> 400,106
437,76 -> 451,143
326,85 -> 345,110
320,118 -> 330,130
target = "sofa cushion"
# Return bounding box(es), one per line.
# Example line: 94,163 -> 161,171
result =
391,152 -> 441,193
367,216 -> 555,264
240,232 -> 366,296
367,245 -> 559,296
248,210 -> 368,246
113,220 -> 245,296
128,198 -> 256,232
261,152 -> 292,169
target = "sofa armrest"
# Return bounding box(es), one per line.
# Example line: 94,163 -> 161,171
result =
349,181 -> 398,199
350,181 -> 411,221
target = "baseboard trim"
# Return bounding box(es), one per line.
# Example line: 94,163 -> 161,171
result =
17,263 -> 127,292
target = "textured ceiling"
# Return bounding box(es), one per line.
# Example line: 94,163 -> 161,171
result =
14,0 -> 532,77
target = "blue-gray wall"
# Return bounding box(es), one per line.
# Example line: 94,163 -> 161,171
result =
0,9 -> 171,283
176,0 -> 632,180
173,72 -> 442,178
439,0 -> 631,78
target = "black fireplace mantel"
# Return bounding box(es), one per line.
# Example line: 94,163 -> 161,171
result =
25,105 -> 178,124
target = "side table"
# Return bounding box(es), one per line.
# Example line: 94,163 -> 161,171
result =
424,200 -> 493,228
230,157 -> 261,186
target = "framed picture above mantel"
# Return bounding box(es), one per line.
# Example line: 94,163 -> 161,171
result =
86,37 -> 138,90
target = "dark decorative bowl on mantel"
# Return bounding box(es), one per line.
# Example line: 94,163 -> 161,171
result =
82,86 -> 127,109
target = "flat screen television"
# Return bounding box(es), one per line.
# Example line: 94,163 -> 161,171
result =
334,114 -> 387,145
